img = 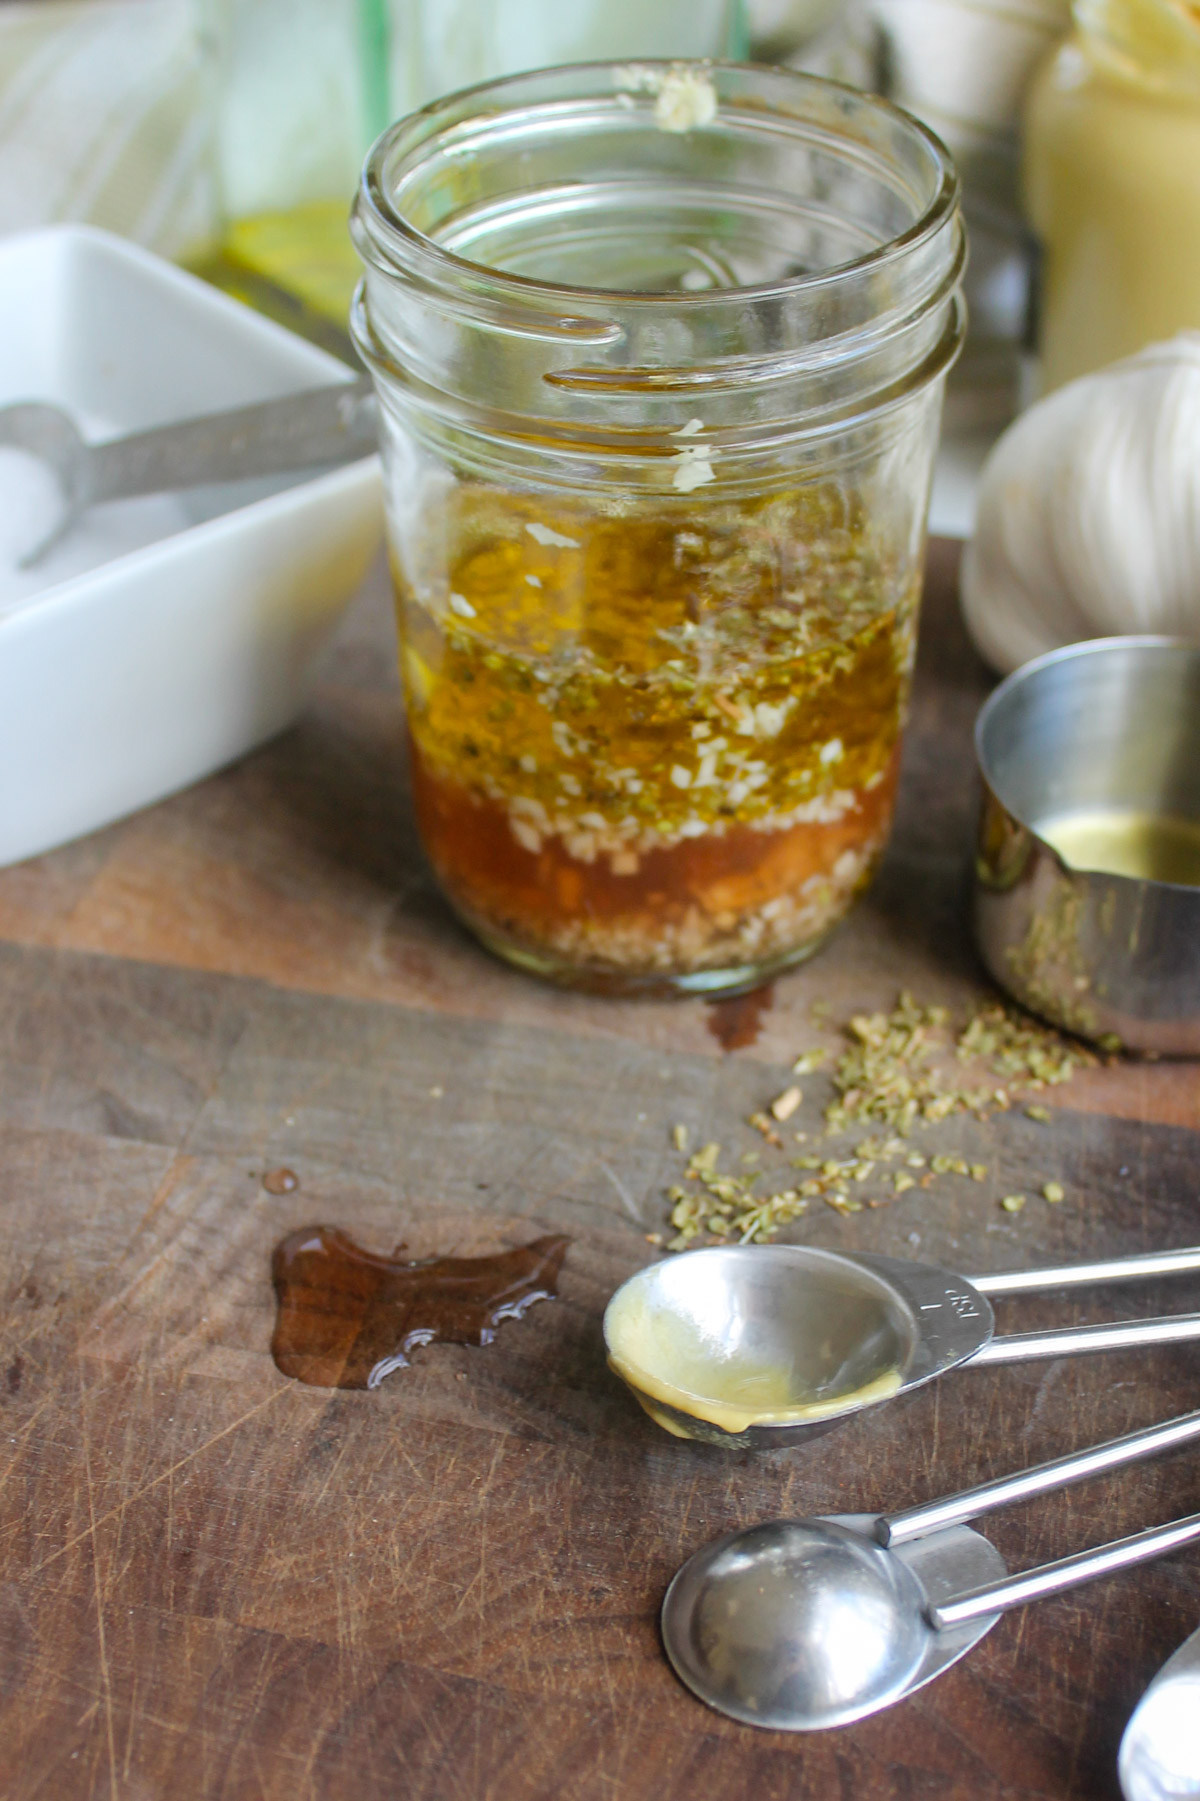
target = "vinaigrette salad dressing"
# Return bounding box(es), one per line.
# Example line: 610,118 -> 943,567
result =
1039,809 -> 1200,886
397,480 -> 916,984
354,64 -> 964,989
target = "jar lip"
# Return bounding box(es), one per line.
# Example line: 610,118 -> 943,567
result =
355,60 -> 960,311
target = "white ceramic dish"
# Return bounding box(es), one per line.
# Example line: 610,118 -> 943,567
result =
0,225 -> 382,868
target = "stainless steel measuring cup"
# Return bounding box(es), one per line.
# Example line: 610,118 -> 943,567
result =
973,637 -> 1200,1055
603,1241 -> 1200,1447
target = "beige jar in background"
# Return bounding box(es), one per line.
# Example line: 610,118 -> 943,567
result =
1023,0 -> 1200,392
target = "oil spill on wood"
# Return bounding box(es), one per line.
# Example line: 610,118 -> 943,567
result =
271,1224 -> 571,1389
706,983 -> 774,1051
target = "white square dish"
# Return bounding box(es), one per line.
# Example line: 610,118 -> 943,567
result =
0,224 -> 382,867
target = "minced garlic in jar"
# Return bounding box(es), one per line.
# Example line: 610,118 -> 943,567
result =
354,62 -> 963,992
396,481 -> 916,989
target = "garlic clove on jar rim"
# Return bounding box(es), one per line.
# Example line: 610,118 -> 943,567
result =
960,333 -> 1200,674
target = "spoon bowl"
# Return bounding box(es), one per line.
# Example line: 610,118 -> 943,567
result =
604,1242 -> 1200,1447
662,1408 -> 1200,1732
603,1245 -> 991,1446
1120,1625 -> 1200,1801
662,1516 -> 1004,1730
0,401 -> 86,564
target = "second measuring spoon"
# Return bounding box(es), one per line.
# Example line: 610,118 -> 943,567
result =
663,1404 -> 1200,1730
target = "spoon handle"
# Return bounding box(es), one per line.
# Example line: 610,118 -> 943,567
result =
85,378 -> 378,504
969,1245 -> 1200,1295
883,1407 -> 1200,1546
929,1512 -> 1200,1631
968,1311 -> 1200,1363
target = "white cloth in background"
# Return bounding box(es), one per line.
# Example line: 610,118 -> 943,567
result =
0,0 -> 218,259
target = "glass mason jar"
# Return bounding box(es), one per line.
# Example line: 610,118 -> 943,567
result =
351,63 -> 964,995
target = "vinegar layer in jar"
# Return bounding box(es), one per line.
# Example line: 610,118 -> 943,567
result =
394,481 -> 917,985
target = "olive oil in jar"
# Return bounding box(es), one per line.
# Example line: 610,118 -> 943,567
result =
397,481 -> 917,989
353,64 -> 964,992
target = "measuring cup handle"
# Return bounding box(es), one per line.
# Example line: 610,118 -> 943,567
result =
969,1246 -> 1200,1296
882,1407 -> 1200,1546
929,1513 -> 1200,1631
968,1311 -> 1200,1364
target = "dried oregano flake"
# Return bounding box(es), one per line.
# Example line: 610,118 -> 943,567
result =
657,991 -> 1096,1247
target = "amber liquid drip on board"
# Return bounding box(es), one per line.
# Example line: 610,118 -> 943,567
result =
271,1226 -> 570,1389
706,984 -> 775,1051
394,482 -> 916,984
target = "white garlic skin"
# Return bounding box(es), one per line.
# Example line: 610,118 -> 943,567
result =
961,335 -> 1200,674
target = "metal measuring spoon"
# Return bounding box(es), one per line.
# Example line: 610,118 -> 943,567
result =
662,1407 -> 1200,1731
603,1242 -> 1200,1447
1120,1625 -> 1200,1801
0,377 -> 377,568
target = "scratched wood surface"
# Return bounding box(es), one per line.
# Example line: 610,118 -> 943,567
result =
1,540 -> 1199,1801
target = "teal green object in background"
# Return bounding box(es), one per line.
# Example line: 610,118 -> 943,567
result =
386,0 -> 746,116
200,0 -> 748,349
358,0 -> 392,143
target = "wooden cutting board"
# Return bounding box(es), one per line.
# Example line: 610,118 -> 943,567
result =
1,541 -> 1198,1801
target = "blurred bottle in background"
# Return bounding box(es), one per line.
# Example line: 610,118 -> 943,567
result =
192,0 -> 384,353
742,0 -> 842,59
1023,0 -> 1200,392
198,0 -> 745,352
780,0 -> 1072,429
389,0 -> 745,113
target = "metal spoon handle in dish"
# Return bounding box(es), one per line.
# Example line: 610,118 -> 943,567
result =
84,377 -> 378,501
929,1512 -> 1200,1630
0,377 -> 378,568
970,1244 -> 1200,1296
884,1406 -> 1200,1546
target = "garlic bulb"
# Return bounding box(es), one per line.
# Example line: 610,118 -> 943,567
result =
960,335 -> 1200,673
